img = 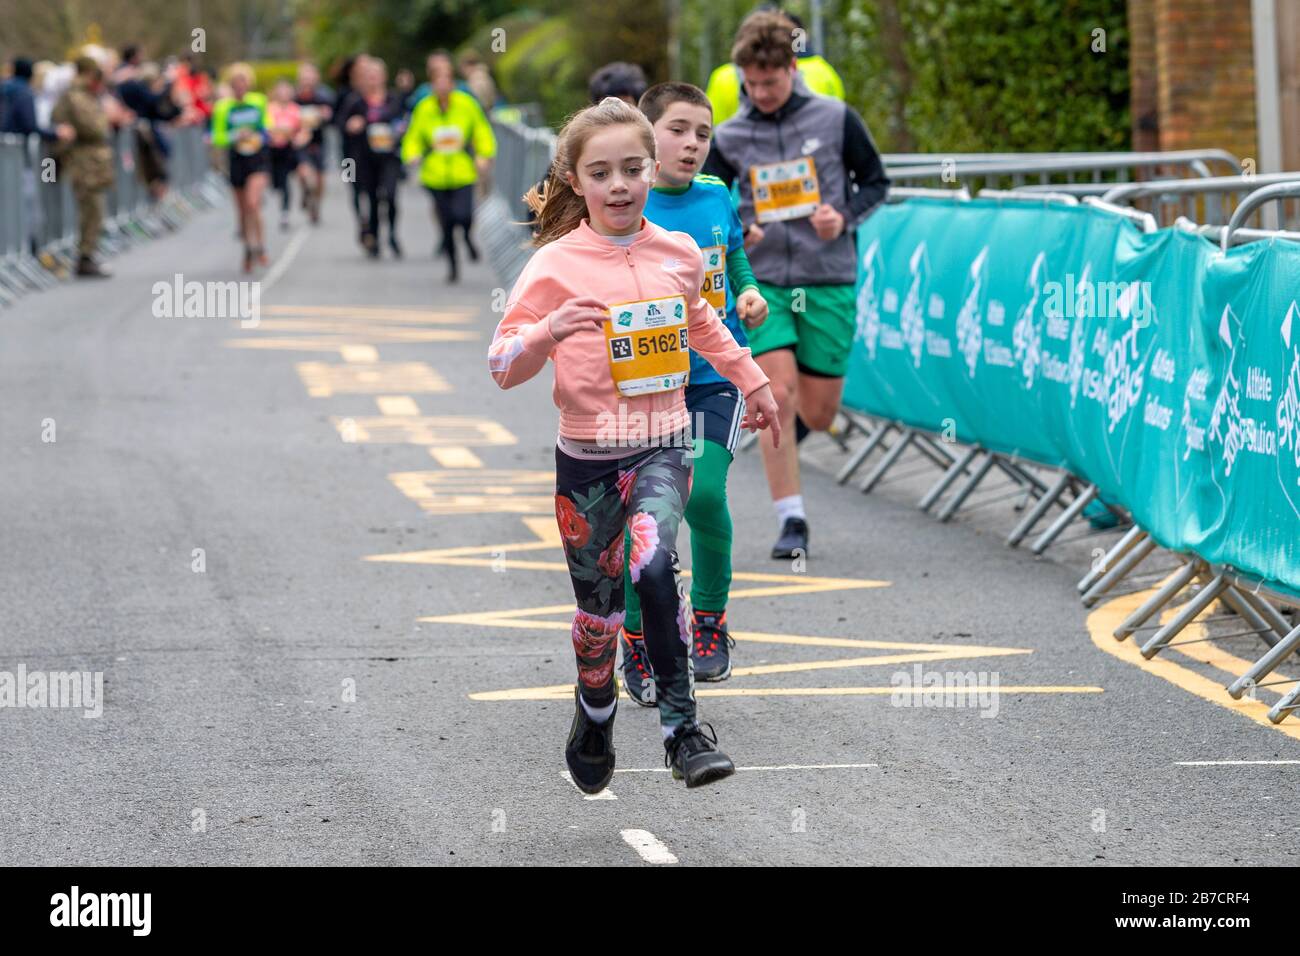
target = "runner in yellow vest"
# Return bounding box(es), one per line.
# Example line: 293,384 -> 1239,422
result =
400,51 -> 497,282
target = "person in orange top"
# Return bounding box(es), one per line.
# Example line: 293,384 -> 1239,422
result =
488,97 -> 780,793
266,79 -> 303,231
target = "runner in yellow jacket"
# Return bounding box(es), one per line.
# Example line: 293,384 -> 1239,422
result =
400,52 -> 497,282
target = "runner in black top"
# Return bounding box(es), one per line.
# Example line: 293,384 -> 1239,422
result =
293,61 -> 334,225
338,57 -> 407,259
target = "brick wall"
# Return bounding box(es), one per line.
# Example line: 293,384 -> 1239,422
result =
1129,0 -> 1258,166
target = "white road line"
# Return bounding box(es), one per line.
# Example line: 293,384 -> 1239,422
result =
259,227 -> 310,296
613,762 -> 878,774
1176,759 -> 1300,766
620,829 -> 678,865
558,770 -> 616,800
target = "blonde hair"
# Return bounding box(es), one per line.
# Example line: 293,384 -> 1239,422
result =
524,96 -> 656,246
226,62 -> 255,87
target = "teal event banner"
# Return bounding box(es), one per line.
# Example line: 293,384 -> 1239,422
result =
844,197 -> 1300,597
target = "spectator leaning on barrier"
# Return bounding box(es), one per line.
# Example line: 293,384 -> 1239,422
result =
51,56 -> 115,279
2,57 -> 75,264
704,10 -> 889,560
117,61 -> 181,201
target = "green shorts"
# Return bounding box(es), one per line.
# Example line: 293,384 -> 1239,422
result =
747,281 -> 856,377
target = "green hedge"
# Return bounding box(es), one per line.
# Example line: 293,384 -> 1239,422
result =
832,0 -> 1130,153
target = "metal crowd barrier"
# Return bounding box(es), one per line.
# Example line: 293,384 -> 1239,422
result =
1012,170 -> 1300,230
838,183 -> 1300,722
885,149 -> 1240,193
490,119 -> 557,220
0,123 -> 223,306
479,119 -> 559,285
835,189 -> 1134,555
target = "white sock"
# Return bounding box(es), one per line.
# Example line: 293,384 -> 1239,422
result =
661,723 -> 681,741
580,696 -> 615,724
774,494 -> 806,529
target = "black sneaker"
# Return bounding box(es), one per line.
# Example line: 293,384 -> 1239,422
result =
692,611 -> 734,682
771,517 -> 809,560
664,722 -> 735,788
620,627 -> 657,708
75,257 -> 111,278
564,687 -> 616,794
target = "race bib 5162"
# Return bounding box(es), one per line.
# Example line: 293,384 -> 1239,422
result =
604,295 -> 690,397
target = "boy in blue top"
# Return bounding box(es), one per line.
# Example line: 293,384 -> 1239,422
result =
620,82 -> 769,705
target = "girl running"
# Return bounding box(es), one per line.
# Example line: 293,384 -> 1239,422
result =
211,63 -> 270,272
266,79 -> 303,231
488,97 -> 781,792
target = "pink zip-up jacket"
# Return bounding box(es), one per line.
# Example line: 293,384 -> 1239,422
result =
488,218 -> 770,443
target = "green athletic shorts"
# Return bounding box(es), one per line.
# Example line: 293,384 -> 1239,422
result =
747,281 -> 857,377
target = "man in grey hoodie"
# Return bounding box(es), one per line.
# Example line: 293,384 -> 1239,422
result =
704,10 -> 889,560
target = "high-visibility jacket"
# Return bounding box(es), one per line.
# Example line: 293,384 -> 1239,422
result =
211,92 -> 268,149
400,89 -> 496,191
704,55 -> 845,126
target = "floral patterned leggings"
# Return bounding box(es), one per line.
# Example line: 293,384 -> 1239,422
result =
554,442 -> 696,733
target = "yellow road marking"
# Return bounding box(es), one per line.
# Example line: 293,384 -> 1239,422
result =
248,319 -> 473,335
1088,578 -> 1300,742
429,446 -> 485,468
340,344 -> 379,363
472,684 -> 1101,702
376,396 -> 421,416
296,362 -> 452,397
225,330 -> 477,351
388,469 -> 554,515
366,519 -> 1088,705
262,305 -> 476,322
333,416 -> 517,446
367,517 -> 890,600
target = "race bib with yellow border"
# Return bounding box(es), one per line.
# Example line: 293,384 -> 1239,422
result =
751,156 -> 820,224
604,295 -> 690,397
233,128 -> 262,156
433,125 -> 465,154
700,245 -> 727,320
367,122 -> 396,153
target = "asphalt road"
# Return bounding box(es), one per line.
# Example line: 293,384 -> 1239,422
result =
1,178 -> 1296,866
